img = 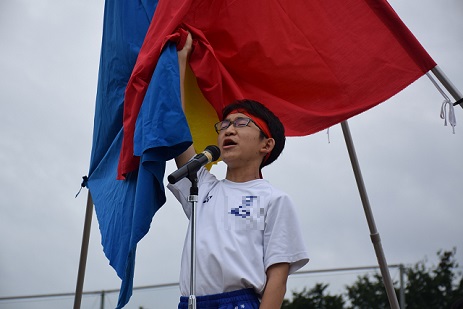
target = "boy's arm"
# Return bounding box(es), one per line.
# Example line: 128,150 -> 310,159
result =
176,32 -> 196,168
260,263 -> 290,309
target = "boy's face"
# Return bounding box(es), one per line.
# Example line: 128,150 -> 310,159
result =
217,112 -> 270,169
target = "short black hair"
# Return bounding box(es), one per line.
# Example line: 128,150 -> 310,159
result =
222,99 -> 285,169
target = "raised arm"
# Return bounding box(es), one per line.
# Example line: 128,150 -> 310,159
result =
175,32 -> 196,168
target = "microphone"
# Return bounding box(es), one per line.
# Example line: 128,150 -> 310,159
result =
168,145 -> 220,184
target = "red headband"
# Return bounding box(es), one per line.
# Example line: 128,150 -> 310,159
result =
229,109 -> 272,139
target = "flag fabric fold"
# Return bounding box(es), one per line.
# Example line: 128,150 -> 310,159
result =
118,0 -> 436,178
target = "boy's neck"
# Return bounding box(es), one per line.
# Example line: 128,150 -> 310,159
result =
225,166 -> 262,183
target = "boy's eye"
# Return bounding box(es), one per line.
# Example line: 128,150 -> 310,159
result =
234,118 -> 249,127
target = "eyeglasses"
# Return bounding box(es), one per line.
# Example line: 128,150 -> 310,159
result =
214,117 -> 261,134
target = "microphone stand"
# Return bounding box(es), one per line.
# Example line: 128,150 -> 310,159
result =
186,170 -> 199,309
168,146 -> 219,309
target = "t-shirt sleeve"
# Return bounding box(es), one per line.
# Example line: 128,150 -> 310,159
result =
167,175 -> 192,218
263,192 -> 309,274
167,166 -> 216,219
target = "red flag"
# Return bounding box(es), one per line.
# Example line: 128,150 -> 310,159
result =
118,0 -> 436,178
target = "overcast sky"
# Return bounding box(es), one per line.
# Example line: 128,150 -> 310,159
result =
0,0 -> 462,308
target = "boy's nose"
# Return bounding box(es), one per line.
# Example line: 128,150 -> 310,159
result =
223,124 -> 236,135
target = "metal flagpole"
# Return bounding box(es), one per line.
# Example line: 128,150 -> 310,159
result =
431,66 -> 463,109
338,66 -> 462,308
341,120 -> 400,309
73,191 -> 93,309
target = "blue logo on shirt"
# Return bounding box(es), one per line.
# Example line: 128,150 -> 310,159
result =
230,196 -> 257,218
203,194 -> 213,204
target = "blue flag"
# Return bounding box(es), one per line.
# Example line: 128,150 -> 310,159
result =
86,0 -> 191,307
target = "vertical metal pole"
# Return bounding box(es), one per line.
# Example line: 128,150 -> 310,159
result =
187,175 -> 199,309
73,192 -> 93,309
100,290 -> 105,309
399,264 -> 406,309
341,120 -> 400,309
188,195 -> 197,309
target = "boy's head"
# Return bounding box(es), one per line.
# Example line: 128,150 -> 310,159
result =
221,99 -> 285,169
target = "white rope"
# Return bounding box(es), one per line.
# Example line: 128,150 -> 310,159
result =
426,72 -> 456,133
440,98 -> 456,134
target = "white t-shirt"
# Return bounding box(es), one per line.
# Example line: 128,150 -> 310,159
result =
167,167 -> 309,297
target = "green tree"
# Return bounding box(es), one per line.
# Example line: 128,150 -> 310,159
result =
405,248 -> 463,309
345,272 -> 396,309
282,283 -> 344,309
283,249 -> 463,309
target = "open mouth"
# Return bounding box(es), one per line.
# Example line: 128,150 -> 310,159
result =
222,138 -> 237,148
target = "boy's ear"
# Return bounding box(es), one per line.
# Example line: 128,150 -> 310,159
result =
261,138 -> 275,155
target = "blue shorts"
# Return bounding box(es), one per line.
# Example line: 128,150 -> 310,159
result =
178,288 -> 260,309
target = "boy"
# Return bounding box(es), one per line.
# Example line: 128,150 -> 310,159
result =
168,33 -> 309,309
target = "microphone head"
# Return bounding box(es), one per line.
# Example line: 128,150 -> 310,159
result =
205,145 -> 221,161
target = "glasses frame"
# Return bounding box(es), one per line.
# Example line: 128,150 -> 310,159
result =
214,117 -> 262,134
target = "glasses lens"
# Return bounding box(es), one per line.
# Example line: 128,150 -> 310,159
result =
215,120 -> 231,132
234,117 -> 251,127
